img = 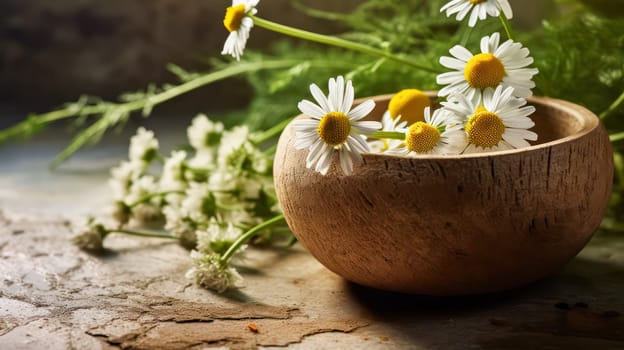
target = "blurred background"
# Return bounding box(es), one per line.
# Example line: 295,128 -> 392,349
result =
0,0 -> 549,121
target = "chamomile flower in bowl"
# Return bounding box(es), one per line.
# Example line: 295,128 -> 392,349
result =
274,82 -> 613,295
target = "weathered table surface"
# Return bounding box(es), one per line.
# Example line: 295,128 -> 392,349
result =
1,123 -> 623,350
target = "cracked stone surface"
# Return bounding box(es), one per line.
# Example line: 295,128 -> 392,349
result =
1,126 -> 624,349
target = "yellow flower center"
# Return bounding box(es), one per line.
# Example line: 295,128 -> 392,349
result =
464,53 -> 506,89
405,122 -> 441,153
465,107 -> 505,148
317,112 -> 351,146
388,89 -> 431,125
223,4 -> 246,33
469,0 -> 487,4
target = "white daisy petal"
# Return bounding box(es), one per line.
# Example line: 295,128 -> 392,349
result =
348,100 -> 376,121
347,134 -> 371,154
337,147 -> 352,175
498,0 -> 513,18
441,1 -> 507,27
440,56 -> 466,70
449,45 -> 474,61
310,84 -> 331,112
306,139 -> 325,168
294,132 -> 318,149
352,121 -> 382,135
315,144 -> 333,175
342,80 -> 355,114
298,100 -> 326,119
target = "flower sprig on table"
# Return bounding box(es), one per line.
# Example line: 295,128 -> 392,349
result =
73,115 -> 290,292
65,0 -> 624,292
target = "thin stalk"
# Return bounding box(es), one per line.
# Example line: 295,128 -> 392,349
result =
288,235 -> 298,247
220,214 -> 285,263
498,11 -> 513,40
499,13 -> 514,41
48,60 -> 304,168
600,89 -> 624,120
262,143 -> 278,155
251,117 -> 294,144
610,131 -> 624,143
109,228 -> 178,240
251,15 -> 441,74
370,131 -> 406,140
460,25 -> 474,46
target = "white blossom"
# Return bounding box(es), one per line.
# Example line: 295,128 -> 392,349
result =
186,251 -> 243,293
72,219 -> 108,251
129,127 -> 159,163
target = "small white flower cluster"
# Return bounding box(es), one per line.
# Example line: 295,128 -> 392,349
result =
71,219 -> 108,251
107,114 -> 282,292
109,127 -> 162,226
186,251 -> 243,293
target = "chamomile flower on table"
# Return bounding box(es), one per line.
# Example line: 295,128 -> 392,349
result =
221,0 -> 259,60
386,107 -> 467,156
437,32 -> 539,101
293,76 -> 381,175
440,0 -> 513,27
442,85 -> 538,153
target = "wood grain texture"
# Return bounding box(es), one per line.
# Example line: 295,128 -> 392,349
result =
273,94 -> 614,295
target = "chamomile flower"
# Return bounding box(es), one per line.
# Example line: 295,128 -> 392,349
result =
293,76 -> 381,175
387,107 -> 467,156
437,32 -> 539,101
442,85 -> 537,153
386,89 -> 431,125
221,0 -> 259,60
440,0 -> 513,27
371,89 -> 429,153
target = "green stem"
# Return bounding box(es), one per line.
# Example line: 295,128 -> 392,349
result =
262,143 -> 278,155
220,214 -> 286,263
288,235 -> 298,247
251,116 -> 294,144
251,15 -> 441,74
370,131 -> 406,140
499,13 -> 514,41
610,131 -> 624,143
600,89 -> 624,120
108,228 -> 178,240
3,59 -> 304,168
460,25 -> 474,46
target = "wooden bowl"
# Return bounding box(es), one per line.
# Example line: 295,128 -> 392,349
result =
273,94 -> 613,295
